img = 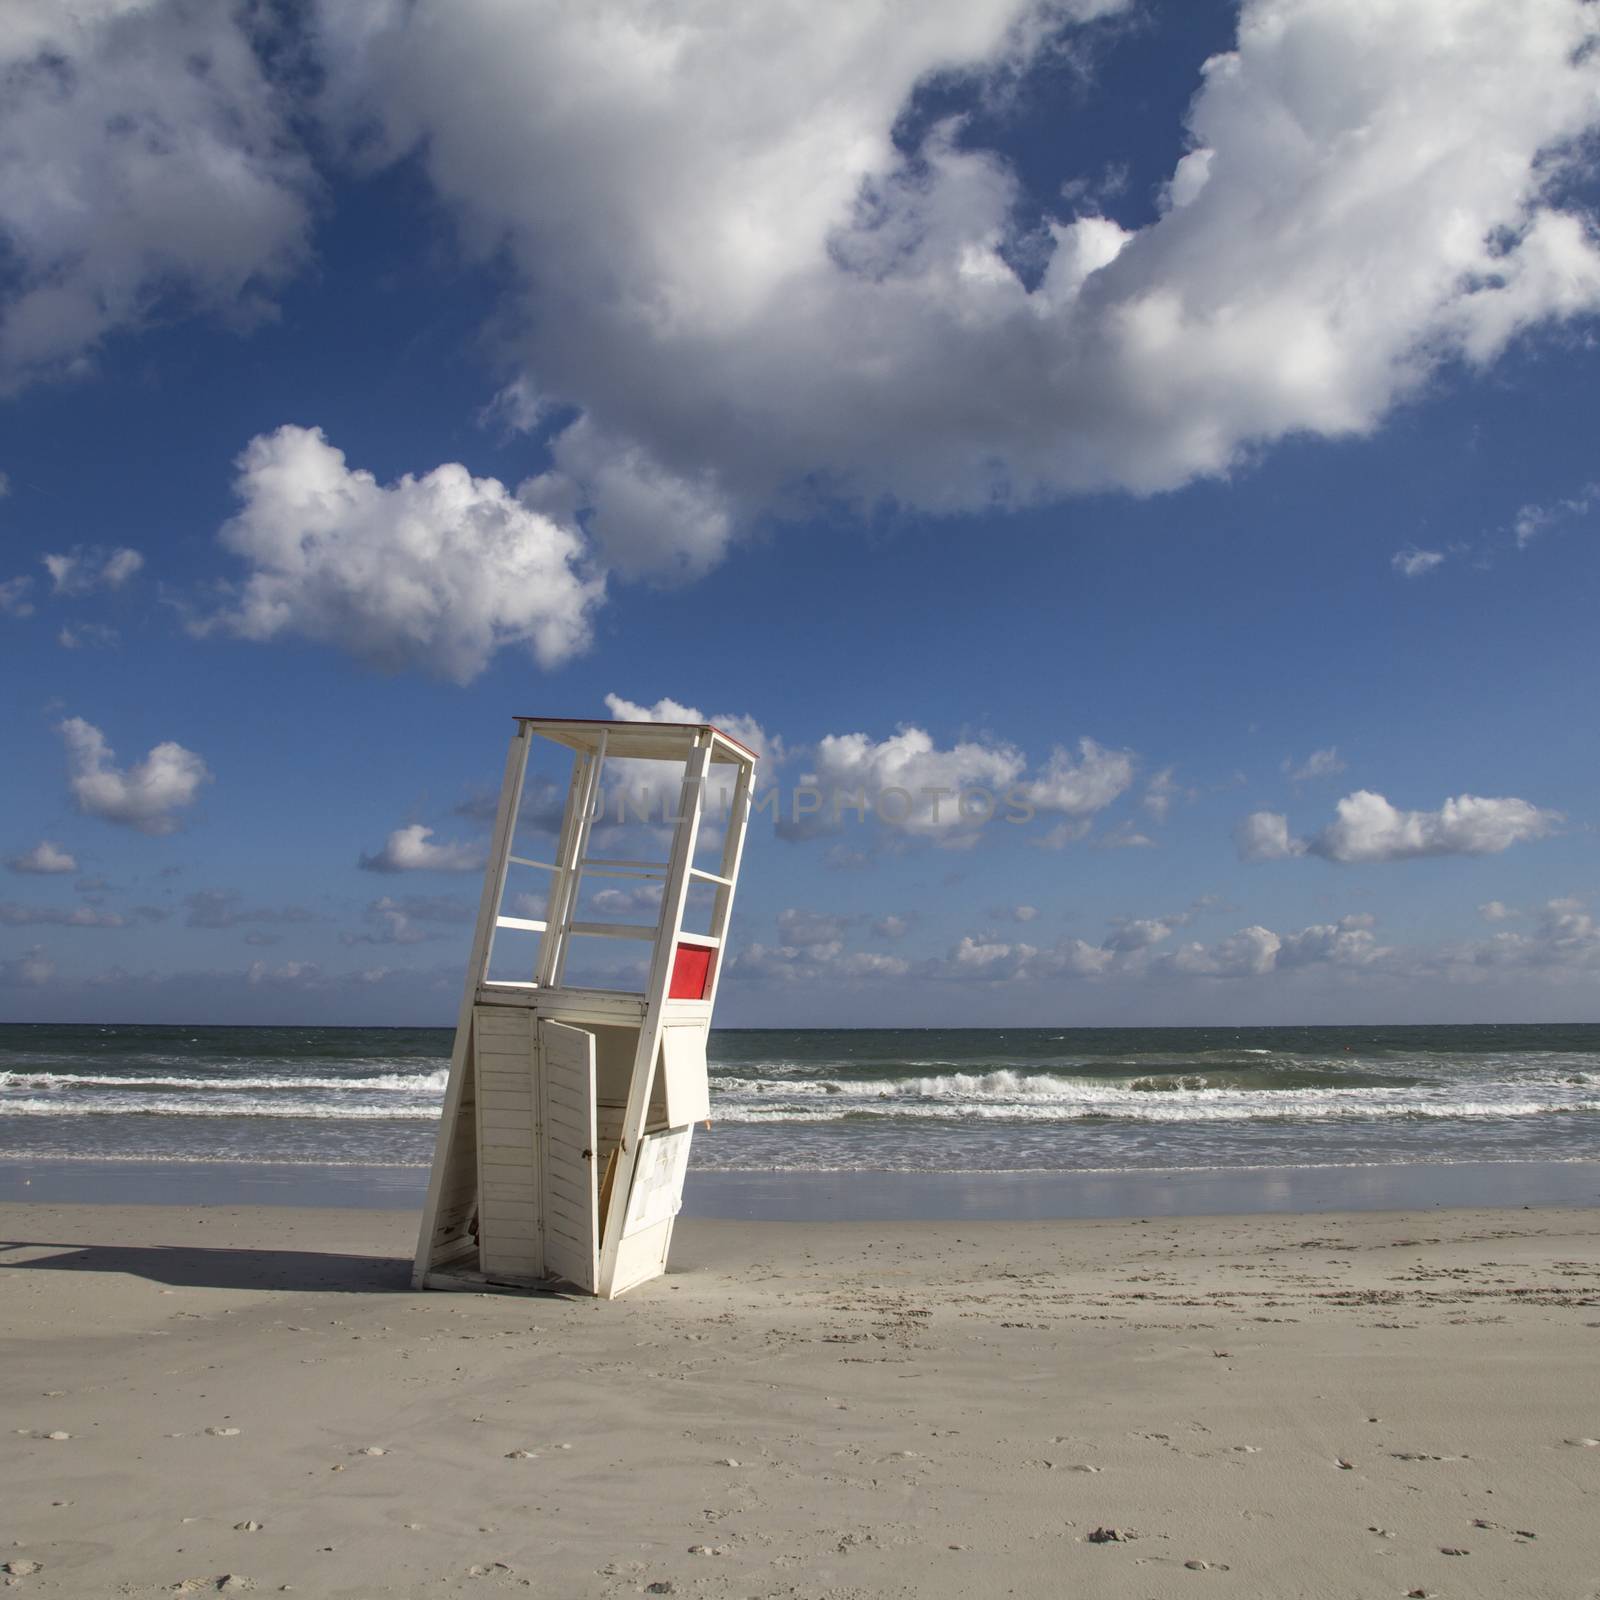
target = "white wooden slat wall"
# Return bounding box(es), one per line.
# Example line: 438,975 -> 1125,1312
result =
472,1006 -> 542,1280
539,1020 -> 598,1292
425,1048 -> 479,1267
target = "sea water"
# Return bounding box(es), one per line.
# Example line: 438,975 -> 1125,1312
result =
2,1021 -> 1596,1177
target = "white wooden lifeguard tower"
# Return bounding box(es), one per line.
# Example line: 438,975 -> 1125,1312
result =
414,716 -> 757,1299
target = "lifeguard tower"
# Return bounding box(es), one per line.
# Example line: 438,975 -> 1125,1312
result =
413,716 -> 757,1299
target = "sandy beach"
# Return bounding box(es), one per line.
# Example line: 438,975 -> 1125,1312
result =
3,1202 -> 1599,1598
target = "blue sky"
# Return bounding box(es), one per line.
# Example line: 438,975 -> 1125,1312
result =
1,0 -> 1597,1026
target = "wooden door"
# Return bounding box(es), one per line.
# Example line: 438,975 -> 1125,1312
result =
538,1020 -> 598,1292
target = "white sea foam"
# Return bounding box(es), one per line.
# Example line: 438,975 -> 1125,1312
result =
0,1096 -> 439,1120
702,1068 -> 1600,1125
0,1069 -> 448,1095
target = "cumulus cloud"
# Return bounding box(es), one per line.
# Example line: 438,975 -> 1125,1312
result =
598,692 -> 782,837
59,717 -> 210,835
359,824 -> 486,874
730,940 -> 910,985
1021,738 -> 1135,817
1235,809 -> 1304,862
1392,548 -> 1445,578
1103,916 -> 1178,954
603,693 -> 782,765
1434,895 -> 1600,982
315,0 -> 1600,573
586,885 -> 661,918
43,546 -> 144,595
780,725 -> 1025,843
199,426 -> 604,684
1169,925 -> 1282,977
1240,791 -> 1561,864
0,1 -> 315,390
6,840 -> 77,875
1310,790 -> 1562,864
1478,899 -> 1519,922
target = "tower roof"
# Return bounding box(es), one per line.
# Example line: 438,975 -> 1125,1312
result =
516,716 -> 760,764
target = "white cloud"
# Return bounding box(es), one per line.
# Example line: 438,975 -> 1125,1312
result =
1283,746 -> 1346,782
1512,482 -> 1598,547
1478,899 -> 1519,922
873,914 -> 910,940
1021,738 -> 1134,818
588,885 -> 661,918
59,717 -> 210,835
359,824 -> 486,874
1103,916 -> 1177,953
954,935 -> 1033,969
1392,547 -> 1445,578
1435,895 -> 1600,981
6,840 -> 76,874
199,426 -> 603,684
782,725 -> 1024,843
599,692 -> 782,839
1310,790 -> 1561,864
1235,810 -> 1304,862
603,693 -> 782,765
1170,925 -> 1281,977
1241,791 -> 1560,864
0,1 -> 315,390
43,545 -> 143,595
317,0 -> 1600,574
729,939 -> 910,984
0,576 -> 34,617
1277,916 -> 1386,969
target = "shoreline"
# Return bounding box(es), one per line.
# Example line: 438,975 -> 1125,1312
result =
3,1199 -> 1598,1596
1,1152 -> 1596,1218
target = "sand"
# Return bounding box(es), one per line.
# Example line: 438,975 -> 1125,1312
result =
2,1201 -> 1598,1598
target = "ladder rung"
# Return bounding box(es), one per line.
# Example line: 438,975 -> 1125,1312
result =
507,855 -> 557,870
568,921 -> 657,941
581,857 -> 667,871
688,867 -> 733,887
677,934 -> 721,949
495,915 -> 547,932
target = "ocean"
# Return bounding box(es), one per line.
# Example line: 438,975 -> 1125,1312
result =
2,1022 -> 1597,1183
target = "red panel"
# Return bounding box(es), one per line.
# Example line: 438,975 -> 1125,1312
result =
669,942 -> 716,1000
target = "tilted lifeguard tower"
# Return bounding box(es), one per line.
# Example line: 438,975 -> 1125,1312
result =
414,716 -> 757,1299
